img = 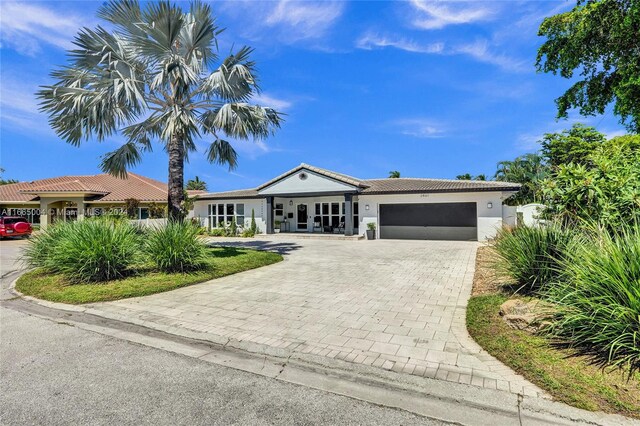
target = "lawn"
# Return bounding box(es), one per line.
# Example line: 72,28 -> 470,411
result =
467,247 -> 640,418
16,246 -> 282,304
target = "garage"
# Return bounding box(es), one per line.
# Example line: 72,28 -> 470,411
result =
379,202 -> 477,241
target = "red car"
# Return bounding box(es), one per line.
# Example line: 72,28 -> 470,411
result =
0,216 -> 33,239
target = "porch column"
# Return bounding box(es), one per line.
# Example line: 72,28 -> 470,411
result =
39,199 -> 49,230
344,193 -> 353,236
266,196 -> 274,234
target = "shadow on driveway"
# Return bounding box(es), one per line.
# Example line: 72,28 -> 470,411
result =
206,239 -> 302,256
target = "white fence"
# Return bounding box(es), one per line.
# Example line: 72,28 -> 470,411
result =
516,203 -> 546,227
130,218 -> 168,228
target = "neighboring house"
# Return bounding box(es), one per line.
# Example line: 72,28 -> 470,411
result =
0,173 -> 173,229
193,163 -> 520,241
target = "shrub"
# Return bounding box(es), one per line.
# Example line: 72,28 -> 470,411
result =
21,220 -> 72,269
145,220 -> 208,273
492,224 -> 574,294
544,223 -> 640,375
23,218 -> 142,282
209,228 -> 225,237
241,229 -> 255,238
250,209 -> 257,233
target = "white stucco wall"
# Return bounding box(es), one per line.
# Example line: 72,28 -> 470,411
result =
194,191 -> 514,240
357,191 -> 509,241
193,198 -> 267,232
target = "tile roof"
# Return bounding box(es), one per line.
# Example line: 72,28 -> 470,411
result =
0,173 -> 168,203
196,164 -> 520,200
361,178 -> 521,194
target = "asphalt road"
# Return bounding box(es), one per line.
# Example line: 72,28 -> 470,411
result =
0,238 -> 440,425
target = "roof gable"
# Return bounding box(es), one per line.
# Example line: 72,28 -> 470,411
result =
257,164 -> 365,195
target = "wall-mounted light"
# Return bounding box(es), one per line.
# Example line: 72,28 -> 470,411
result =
365,204 -> 370,211
289,200 -> 293,206
487,202 -> 493,209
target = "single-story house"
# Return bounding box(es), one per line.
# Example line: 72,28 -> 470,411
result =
193,163 -> 520,241
0,173 -> 191,229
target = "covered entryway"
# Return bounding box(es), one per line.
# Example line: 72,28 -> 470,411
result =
379,202 -> 477,241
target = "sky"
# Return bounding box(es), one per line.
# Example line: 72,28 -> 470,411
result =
0,0 -> 628,191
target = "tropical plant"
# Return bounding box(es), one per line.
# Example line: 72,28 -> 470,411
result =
145,220 -> 208,272
186,176 -> 207,191
544,222 -> 640,375
495,153 -> 548,205
456,173 -> 486,181
147,202 -> 165,218
537,0 -> 640,133
542,135 -> 640,230
540,124 -> 605,169
23,218 -> 143,282
37,0 -> 282,221
388,171 -> 401,178
492,224 -> 575,295
125,198 -> 140,218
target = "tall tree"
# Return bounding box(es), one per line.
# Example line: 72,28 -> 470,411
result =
495,153 -> 548,205
38,1 -> 282,220
186,176 -> 207,190
537,0 -> 640,133
540,124 -> 606,169
388,170 -> 401,178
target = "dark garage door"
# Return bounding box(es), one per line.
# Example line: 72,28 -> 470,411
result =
379,203 -> 477,241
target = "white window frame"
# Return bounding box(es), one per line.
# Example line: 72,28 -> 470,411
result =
208,203 -> 245,228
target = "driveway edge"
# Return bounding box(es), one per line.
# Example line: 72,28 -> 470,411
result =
6,276 -> 634,426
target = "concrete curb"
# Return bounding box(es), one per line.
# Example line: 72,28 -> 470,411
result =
7,276 -> 636,426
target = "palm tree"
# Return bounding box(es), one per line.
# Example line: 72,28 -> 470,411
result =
186,176 -> 207,191
388,170 -> 401,178
494,153 -> 548,205
38,1 -> 282,220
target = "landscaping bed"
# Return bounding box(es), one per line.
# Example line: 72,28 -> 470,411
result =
16,246 -> 282,304
467,246 -> 640,418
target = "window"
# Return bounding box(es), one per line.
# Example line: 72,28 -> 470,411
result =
315,202 -> 342,228
208,203 -> 245,228
275,203 -> 284,217
138,207 -> 149,220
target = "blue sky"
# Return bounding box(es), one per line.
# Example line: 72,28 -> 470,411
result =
0,0 -> 627,191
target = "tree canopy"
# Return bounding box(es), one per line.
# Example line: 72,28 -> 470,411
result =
388,171 -> 401,178
537,0 -> 640,133
37,0 -> 282,219
540,124 -> 606,169
186,176 -> 207,190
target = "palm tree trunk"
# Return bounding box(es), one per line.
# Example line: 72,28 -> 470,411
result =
167,132 -> 185,221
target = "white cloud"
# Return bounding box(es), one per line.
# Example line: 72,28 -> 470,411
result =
392,118 -> 446,139
0,2 -> 85,55
409,0 -> 496,30
356,32 -> 444,54
0,75 -> 53,135
219,0 -> 344,45
266,0 -> 344,40
250,93 -> 293,111
355,31 -> 526,73
454,39 -> 529,73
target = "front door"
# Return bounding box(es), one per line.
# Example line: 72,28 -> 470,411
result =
296,204 -> 308,231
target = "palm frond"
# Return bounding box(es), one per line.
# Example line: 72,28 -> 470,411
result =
100,142 -> 144,178
206,138 -> 238,170
97,0 -> 146,38
199,103 -> 282,140
200,46 -> 258,102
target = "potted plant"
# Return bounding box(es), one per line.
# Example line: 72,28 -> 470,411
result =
366,222 -> 376,240
274,220 -> 281,233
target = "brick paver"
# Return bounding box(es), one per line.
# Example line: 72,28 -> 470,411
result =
90,236 -> 545,397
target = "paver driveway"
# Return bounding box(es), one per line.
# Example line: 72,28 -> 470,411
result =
90,237 -> 543,396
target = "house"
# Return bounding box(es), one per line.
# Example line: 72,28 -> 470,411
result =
0,173 -> 177,228
193,163 -> 520,241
